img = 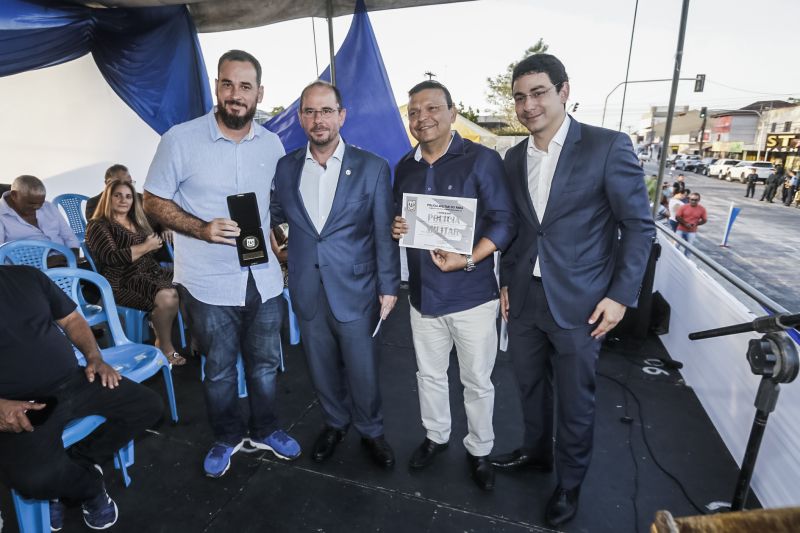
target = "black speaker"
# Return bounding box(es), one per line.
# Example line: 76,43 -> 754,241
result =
613,240 -> 661,340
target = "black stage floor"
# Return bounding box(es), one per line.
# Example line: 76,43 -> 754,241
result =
0,290 -> 756,532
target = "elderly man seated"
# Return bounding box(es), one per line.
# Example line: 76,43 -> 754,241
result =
0,265 -> 163,530
0,175 -> 80,262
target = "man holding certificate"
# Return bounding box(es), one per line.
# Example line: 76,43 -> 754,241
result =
392,80 -> 516,491
271,81 -> 399,469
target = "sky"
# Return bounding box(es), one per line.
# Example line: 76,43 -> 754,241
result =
198,0 -> 800,133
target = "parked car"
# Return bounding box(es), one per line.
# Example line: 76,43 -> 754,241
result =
708,158 -> 741,179
674,154 -> 701,171
730,161 -> 775,183
695,157 -> 718,175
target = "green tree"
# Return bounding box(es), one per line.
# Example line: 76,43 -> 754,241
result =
486,39 -> 549,135
457,101 -> 480,123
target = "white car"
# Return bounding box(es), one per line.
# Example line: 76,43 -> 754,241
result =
674,154 -> 701,171
731,161 -> 775,183
708,158 -> 741,179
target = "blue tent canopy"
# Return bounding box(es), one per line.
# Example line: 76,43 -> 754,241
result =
1,0 -> 410,171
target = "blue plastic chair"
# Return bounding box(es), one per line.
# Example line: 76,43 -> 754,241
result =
10,416 -> 134,533
45,268 -> 179,423
0,239 -> 106,327
52,193 -> 97,272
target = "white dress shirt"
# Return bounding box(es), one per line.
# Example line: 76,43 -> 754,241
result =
527,115 -> 570,276
299,136 -> 345,233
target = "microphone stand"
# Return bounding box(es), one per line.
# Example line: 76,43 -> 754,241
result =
689,313 -> 800,511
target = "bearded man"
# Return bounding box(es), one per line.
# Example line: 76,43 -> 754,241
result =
143,50 -> 301,478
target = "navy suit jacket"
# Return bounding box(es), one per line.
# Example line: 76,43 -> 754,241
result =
271,144 -> 400,323
499,118 -> 655,329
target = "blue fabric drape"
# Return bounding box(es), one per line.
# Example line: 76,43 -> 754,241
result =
0,0 -> 212,134
265,0 -> 411,172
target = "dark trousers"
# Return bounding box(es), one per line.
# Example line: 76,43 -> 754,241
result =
745,182 -> 756,198
178,273 -> 283,446
0,369 -> 162,501
761,183 -> 777,201
507,278 -> 601,489
298,282 -> 384,438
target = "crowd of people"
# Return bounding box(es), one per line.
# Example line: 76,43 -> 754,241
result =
749,165 -> 800,207
1,51 -> 655,530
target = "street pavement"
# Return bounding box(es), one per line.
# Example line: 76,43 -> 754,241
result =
645,162 -> 800,314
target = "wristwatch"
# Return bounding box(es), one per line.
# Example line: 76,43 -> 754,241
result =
463,254 -> 476,272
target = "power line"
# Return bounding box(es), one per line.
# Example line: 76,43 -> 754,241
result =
706,79 -> 797,97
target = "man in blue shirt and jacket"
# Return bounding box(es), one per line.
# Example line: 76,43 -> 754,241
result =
392,80 -> 516,491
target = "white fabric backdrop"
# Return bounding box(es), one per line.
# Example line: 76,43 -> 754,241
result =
653,237 -> 800,508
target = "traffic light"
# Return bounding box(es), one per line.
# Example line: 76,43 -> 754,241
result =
699,106 -> 707,119
571,102 -> 579,113
694,74 -> 705,92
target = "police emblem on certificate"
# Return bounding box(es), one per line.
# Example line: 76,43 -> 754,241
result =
399,193 -> 477,254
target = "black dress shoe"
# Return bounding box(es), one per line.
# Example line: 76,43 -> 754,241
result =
312,427 -> 346,463
489,449 -> 553,472
408,438 -> 448,469
361,436 -> 395,469
545,485 -> 581,527
467,453 -> 495,491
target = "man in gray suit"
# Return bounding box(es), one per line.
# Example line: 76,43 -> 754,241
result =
491,54 -> 654,527
270,81 -> 399,468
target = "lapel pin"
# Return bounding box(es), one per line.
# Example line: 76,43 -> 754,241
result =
345,169 -> 352,176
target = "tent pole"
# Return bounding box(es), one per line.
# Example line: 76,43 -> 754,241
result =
326,0 -> 336,86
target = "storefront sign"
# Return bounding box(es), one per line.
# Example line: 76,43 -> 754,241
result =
765,133 -> 800,153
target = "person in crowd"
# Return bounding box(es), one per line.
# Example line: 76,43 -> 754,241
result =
744,168 -> 758,198
86,165 -> 133,221
0,175 -> 80,261
86,165 -> 172,264
672,173 -> 686,193
491,54 -> 654,527
668,186 -> 686,231
85,178 -> 185,366
143,49 -> 300,478
760,165 -> 783,202
271,81 -> 399,468
391,80 -> 517,491
675,192 -> 707,256
0,265 -> 163,531
782,171 -> 797,206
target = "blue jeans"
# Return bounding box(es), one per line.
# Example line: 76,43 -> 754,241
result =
676,230 -> 697,257
179,273 -> 283,445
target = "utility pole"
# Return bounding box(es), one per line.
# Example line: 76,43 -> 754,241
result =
653,0 -> 691,219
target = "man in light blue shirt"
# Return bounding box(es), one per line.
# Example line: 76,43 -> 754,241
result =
0,175 -> 80,256
143,50 -> 300,478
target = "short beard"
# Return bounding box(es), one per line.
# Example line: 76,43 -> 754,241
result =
217,101 -> 256,130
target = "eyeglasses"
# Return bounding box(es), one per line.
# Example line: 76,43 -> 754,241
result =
407,104 -> 450,120
301,107 -> 340,118
106,179 -> 136,185
513,85 -> 559,104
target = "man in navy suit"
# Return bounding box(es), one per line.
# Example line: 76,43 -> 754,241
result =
270,81 -> 399,468
491,54 -> 654,526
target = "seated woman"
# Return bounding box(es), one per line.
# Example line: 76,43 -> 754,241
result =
86,178 -> 186,365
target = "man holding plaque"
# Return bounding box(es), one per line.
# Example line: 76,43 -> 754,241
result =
144,50 -> 301,478
391,80 -> 516,491
493,54 -> 654,527
270,81 -> 399,468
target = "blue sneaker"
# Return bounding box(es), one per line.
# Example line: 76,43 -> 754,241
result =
248,429 -> 301,460
204,440 -> 244,478
81,489 -> 118,530
49,499 -> 64,532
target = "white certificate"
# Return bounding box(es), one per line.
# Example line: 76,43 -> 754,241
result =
399,193 -> 477,255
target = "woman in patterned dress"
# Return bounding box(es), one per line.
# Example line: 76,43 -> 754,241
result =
86,179 -> 186,365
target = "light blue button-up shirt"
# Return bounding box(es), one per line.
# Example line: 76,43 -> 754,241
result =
144,110 -> 285,306
0,192 -> 80,249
